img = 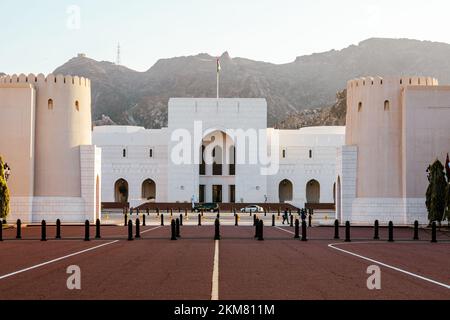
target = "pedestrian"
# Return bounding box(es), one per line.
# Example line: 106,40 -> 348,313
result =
282,210 -> 289,225
301,209 -> 307,222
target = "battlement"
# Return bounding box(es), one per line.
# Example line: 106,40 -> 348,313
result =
0,73 -> 91,88
347,76 -> 438,89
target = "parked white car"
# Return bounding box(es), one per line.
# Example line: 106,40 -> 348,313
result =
240,205 -> 264,213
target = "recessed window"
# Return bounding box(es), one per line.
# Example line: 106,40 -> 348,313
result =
48,99 -> 54,110
75,100 -> 80,111
358,102 -> 363,112
309,150 -> 313,159
282,149 -> 286,159
149,149 -> 153,158
122,149 -> 127,158
384,100 -> 390,111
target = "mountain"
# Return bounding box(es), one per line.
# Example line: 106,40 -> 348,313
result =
53,38 -> 450,128
275,90 -> 347,129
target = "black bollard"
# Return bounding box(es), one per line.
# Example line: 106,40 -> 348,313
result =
235,214 -> 238,226
388,221 -> 394,242
56,219 -> 61,239
374,220 -> 380,240
272,214 -> 275,227
345,221 -> 351,242
16,219 -> 21,239
157,208 -> 160,216
254,217 -> 259,238
135,218 -> 141,239
301,220 -> 307,241
334,219 -> 339,239
253,214 -> 257,226
214,218 -> 221,240
0,220 -> 2,241
258,220 -> 264,241
278,208 -> 280,217
294,219 -> 300,239
308,214 -> 312,228
264,209 -> 267,217
84,220 -> 90,241
198,214 -> 202,226
124,213 -> 128,226
161,214 -> 164,226
290,215 -> 294,227
431,221 -> 437,243
41,220 -> 47,241
180,214 -> 183,226
171,220 -> 177,241
147,208 -> 150,216
128,220 -> 133,241
142,214 -> 146,227
176,218 -> 180,238
95,219 -> 101,239
185,209 -> 188,217
413,220 -> 419,240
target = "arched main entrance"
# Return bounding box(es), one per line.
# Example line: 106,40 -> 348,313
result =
199,130 -> 236,203
114,179 -> 129,203
279,179 -> 293,203
306,179 -> 320,204
142,179 -> 156,201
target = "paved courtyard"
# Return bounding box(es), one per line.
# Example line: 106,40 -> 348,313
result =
0,214 -> 449,300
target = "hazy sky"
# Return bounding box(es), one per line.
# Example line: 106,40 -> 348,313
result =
1,0 -> 449,74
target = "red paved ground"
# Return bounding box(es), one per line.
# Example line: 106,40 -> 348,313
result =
0,225 -> 448,300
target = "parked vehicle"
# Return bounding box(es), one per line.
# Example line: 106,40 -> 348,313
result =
193,203 -> 220,213
240,205 -> 264,213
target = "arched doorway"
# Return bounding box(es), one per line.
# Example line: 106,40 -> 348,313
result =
336,176 -> 342,221
306,180 -> 320,204
279,179 -> 293,203
114,179 -> 129,203
142,179 -> 156,201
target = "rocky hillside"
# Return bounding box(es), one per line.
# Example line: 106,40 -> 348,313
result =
52,38 -> 450,128
275,90 -> 347,129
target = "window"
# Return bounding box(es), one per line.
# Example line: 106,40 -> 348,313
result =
384,100 -> 390,111
358,102 -> 363,112
122,149 -> 127,158
309,150 -> 313,159
48,99 -> 53,110
282,149 -> 286,159
75,100 -> 80,111
149,148 -> 153,158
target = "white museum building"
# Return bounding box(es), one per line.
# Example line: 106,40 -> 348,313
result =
93,98 -> 345,210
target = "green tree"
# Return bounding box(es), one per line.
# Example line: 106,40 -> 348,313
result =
426,160 -> 447,226
0,156 -> 10,220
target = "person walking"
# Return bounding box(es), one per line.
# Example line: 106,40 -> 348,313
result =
282,209 -> 289,225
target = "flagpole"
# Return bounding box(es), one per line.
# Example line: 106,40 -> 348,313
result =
216,59 -> 220,100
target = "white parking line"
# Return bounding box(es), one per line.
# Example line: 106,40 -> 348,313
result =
328,242 -> 450,290
211,240 -> 220,300
274,226 -> 295,235
0,226 -> 162,281
0,240 -> 119,281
